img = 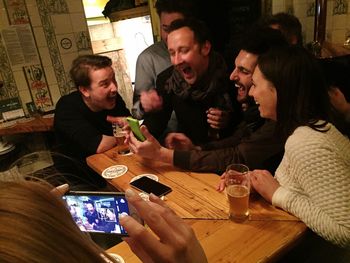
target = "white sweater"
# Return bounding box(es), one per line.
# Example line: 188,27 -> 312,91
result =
272,123 -> 350,248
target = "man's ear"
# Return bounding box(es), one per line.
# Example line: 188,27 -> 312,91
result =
79,86 -> 90,98
201,40 -> 211,56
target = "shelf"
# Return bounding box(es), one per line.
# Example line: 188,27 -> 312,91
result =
108,5 -> 149,22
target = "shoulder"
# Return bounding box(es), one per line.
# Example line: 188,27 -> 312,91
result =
286,123 -> 350,156
138,41 -> 168,60
56,91 -> 81,109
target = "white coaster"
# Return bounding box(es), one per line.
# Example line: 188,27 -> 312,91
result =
130,173 -> 159,183
108,253 -> 125,263
102,165 -> 128,179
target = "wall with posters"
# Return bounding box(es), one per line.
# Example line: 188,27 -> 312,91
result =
0,0 -> 91,118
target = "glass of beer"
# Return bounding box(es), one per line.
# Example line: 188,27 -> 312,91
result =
112,121 -> 129,155
225,164 -> 250,222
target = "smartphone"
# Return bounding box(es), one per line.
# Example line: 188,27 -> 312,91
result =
130,176 -> 172,196
126,116 -> 146,142
62,191 -> 142,236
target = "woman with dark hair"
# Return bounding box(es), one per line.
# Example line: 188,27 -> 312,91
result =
219,46 -> 350,248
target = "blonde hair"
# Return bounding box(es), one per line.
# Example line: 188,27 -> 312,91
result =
0,181 -> 115,262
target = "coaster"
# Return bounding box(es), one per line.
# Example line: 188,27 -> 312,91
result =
102,165 -> 128,179
108,253 -> 125,263
130,173 -> 159,183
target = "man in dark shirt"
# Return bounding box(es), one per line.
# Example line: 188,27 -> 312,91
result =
54,55 -> 130,188
140,18 -> 235,145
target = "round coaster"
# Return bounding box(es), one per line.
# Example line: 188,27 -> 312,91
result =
108,253 -> 125,263
102,165 -> 128,179
130,173 -> 159,183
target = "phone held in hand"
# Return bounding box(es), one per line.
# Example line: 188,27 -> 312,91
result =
62,191 -> 142,236
126,116 -> 146,142
130,176 -> 172,197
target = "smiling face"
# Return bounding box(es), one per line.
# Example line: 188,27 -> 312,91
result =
79,66 -> 118,112
229,50 -> 258,103
167,26 -> 211,85
249,66 -> 277,120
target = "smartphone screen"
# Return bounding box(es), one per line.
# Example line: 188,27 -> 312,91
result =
130,176 -> 172,196
62,191 -> 135,236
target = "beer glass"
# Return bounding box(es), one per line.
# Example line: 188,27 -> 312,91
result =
112,122 -> 129,155
225,164 -> 250,222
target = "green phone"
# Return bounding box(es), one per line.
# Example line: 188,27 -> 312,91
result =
126,117 -> 146,142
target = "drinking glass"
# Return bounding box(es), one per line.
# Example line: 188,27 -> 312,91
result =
225,164 -> 250,222
112,122 -> 129,155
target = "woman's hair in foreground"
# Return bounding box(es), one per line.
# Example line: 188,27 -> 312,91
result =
0,180 -> 114,263
257,46 -> 332,137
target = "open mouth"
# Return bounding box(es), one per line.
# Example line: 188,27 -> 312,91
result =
235,83 -> 246,96
178,65 -> 193,79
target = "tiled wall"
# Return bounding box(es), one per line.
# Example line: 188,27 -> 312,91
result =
0,0 -> 91,116
272,0 -> 350,45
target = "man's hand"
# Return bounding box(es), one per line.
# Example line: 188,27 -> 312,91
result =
140,89 -> 163,112
164,133 -> 198,150
207,108 -> 231,129
106,116 -> 128,127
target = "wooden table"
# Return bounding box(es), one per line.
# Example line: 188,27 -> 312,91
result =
0,116 -> 54,136
87,147 -> 308,263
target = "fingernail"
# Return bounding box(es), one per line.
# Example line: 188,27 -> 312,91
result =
56,183 -> 69,191
118,213 -> 128,220
125,188 -> 135,198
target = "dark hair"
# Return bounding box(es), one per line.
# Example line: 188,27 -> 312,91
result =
167,18 -> 212,47
238,25 -> 289,56
319,56 -> 350,101
257,46 -> 332,137
155,0 -> 197,18
263,12 -> 303,46
69,55 -> 112,88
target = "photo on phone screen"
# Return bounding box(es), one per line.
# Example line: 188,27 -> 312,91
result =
130,176 -> 172,196
62,191 -> 137,236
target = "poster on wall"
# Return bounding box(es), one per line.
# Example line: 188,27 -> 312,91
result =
1,24 -> 40,68
4,0 -> 30,25
23,64 -> 53,112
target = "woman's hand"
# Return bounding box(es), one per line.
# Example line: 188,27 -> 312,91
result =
250,170 -> 280,203
50,183 -> 69,197
216,171 -> 228,192
120,189 -> 208,263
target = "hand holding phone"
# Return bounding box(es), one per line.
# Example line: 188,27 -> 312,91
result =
126,117 -> 146,142
62,191 -> 142,236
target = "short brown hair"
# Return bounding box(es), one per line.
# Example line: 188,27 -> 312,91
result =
69,55 -> 112,88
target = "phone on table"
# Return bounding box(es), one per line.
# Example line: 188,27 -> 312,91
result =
126,117 -> 146,142
130,176 -> 172,197
62,191 -> 142,236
